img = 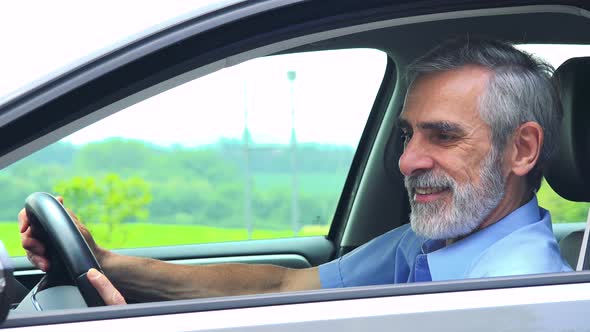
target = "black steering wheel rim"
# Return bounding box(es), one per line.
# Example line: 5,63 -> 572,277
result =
25,192 -> 105,307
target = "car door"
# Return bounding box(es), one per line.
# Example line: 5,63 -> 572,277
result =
3,0 -> 590,331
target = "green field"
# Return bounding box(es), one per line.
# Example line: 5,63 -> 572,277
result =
0,223 -> 329,257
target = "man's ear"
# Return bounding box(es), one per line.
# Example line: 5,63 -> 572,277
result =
508,121 -> 544,177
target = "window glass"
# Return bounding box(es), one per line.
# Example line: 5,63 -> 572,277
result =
0,0 -> 234,101
2,49 -> 387,256
517,44 -> 590,227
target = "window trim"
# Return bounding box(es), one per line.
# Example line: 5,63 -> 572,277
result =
4,2 -> 590,328
5,271 -> 590,328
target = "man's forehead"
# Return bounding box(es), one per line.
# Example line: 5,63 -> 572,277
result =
398,103 -> 478,125
404,66 -> 493,102
399,67 -> 492,128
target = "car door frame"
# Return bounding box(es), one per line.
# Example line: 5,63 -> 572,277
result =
4,0 -> 590,330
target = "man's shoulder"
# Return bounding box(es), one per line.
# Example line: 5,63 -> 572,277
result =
318,223 -> 421,288
374,223 -> 417,242
467,217 -> 572,277
346,223 -> 419,258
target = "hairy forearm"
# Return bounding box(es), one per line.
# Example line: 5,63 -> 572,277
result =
99,251 -> 318,302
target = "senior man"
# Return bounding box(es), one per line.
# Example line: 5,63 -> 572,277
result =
19,38 -> 571,305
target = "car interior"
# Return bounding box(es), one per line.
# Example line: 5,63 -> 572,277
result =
3,1 -> 590,326
547,56 -> 590,270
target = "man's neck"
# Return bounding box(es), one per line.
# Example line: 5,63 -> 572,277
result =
477,176 -> 532,231
446,180 -> 534,246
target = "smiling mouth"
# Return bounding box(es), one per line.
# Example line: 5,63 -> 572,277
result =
415,187 -> 447,195
413,187 -> 450,202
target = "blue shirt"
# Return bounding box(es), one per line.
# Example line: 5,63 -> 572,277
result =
319,197 -> 572,288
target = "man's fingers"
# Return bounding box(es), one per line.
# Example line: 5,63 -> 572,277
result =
25,249 -> 50,272
18,209 -> 29,233
65,207 -> 81,223
21,229 -> 51,271
18,195 -> 66,272
28,254 -> 50,272
87,268 -> 126,305
21,229 -> 45,255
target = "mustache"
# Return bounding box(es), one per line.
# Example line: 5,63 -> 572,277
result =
404,171 -> 456,193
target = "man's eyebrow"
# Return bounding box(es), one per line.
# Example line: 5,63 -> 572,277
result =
418,121 -> 466,134
395,118 -> 411,131
395,118 -> 467,135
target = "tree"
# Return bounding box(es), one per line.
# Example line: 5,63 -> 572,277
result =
53,173 -> 152,246
537,179 -> 590,223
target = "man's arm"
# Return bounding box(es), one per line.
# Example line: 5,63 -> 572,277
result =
19,201 -> 321,303
100,251 -> 320,301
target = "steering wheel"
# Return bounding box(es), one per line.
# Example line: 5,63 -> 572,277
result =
16,192 -> 105,311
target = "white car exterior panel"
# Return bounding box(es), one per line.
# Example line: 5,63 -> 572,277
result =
5,281 -> 590,331
3,1 -> 590,331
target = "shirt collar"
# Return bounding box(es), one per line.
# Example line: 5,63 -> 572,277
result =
424,196 -> 541,281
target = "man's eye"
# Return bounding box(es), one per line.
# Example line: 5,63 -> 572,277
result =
400,132 -> 412,144
436,132 -> 455,142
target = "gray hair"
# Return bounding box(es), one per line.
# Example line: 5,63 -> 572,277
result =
406,37 -> 563,192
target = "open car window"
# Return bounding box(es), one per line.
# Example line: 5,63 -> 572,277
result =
1,49 -> 387,256
6,2 -> 590,330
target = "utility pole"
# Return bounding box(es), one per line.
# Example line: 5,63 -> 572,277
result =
287,70 -> 299,235
242,80 -> 253,239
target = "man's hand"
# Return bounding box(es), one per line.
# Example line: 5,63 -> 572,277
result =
18,196 -> 105,271
18,196 -> 125,305
87,268 -> 126,305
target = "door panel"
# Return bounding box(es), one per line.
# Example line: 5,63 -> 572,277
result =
13,236 -> 334,291
4,280 -> 590,331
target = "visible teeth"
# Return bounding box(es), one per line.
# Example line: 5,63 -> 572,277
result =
415,187 -> 445,195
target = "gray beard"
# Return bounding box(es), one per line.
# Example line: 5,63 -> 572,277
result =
404,147 -> 505,240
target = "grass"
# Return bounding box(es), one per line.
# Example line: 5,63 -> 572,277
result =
0,222 -> 329,257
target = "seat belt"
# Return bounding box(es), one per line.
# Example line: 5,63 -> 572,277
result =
575,208 -> 590,271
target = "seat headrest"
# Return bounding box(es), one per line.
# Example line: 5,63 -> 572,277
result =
545,57 -> 590,201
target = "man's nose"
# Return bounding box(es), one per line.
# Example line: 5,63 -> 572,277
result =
398,136 -> 434,176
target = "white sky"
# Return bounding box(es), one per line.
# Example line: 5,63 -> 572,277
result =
2,2 -> 590,147
62,48 -> 387,146
0,0 -> 385,147
0,1 -> 227,99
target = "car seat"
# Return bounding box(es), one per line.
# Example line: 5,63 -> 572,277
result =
544,56 -> 590,270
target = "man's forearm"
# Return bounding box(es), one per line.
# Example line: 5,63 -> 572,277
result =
99,252 -> 319,302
